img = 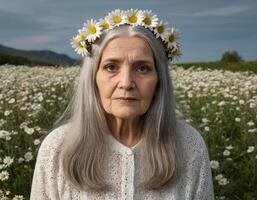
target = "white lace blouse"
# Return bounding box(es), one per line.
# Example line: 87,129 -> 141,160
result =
30,121 -> 214,200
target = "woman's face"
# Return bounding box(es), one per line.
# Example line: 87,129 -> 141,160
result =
96,36 -> 158,120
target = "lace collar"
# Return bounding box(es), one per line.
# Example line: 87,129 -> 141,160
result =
107,133 -> 142,155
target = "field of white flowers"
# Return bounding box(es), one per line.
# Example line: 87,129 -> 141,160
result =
0,64 -> 256,200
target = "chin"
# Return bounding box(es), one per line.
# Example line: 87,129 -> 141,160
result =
111,110 -> 144,119
104,106 -> 148,119
113,113 -> 140,119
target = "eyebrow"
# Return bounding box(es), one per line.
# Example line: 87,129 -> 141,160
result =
101,58 -> 154,66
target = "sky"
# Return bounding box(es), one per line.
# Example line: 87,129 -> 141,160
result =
0,0 -> 256,63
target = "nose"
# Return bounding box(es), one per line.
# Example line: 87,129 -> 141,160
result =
118,66 -> 135,90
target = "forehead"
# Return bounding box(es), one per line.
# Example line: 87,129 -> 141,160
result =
100,36 -> 154,61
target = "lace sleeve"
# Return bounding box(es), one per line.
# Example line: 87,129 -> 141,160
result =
193,137 -> 214,200
30,127 -> 65,200
176,121 -> 215,200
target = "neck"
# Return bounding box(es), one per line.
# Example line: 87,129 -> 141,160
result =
106,114 -> 142,147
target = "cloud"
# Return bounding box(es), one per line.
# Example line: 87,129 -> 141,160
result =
191,5 -> 252,17
0,10 -> 42,32
168,4 -> 253,18
3,35 -> 58,50
38,17 -> 76,30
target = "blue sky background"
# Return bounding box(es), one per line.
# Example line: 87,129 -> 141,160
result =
0,0 -> 256,62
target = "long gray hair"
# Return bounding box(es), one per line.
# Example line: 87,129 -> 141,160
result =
55,24 -> 180,192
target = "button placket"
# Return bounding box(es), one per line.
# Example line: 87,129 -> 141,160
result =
121,150 -> 135,200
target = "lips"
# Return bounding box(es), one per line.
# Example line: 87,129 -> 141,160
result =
116,97 -> 137,100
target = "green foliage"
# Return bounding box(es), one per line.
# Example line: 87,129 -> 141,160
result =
221,51 -> 243,62
177,60 -> 257,74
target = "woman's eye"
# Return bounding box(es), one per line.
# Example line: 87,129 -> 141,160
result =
137,65 -> 150,73
104,64 -> 117,72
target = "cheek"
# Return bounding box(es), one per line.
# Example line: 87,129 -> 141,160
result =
141,78 -> 158,100
96,77 -> 114,101
99,84 -> 114,99
145,77 -> 158,97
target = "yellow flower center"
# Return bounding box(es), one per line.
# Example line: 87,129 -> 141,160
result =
77,41 -> 84,48
78,34 -> 85,41
76,35 -> 86,48
129,15 -> 137,23
114,16 -> 122,24
157,25 -> 164,34
168,34 -> 175,43
102,22 -> 110,30
88,25 -> 97,34
143,17 -> 152,25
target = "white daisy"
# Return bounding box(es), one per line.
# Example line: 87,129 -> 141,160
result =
13,195 -> 24,200
0,170 -> 9,181
24,152 -> 33,162
166,27 -> 180,49
106,9 -> 127,27
173,45 -> 182,57
99,17 -> 113,31
168,41 -> 179,52
3,156 -> 14,167
70,33 -> 90,57
82,19 -> 102,42
210,160 -> 220,169
125,8 -> 144,26
141,10 -> 158,30
154,20 -> 169,40
247,146 -> 255,153
167,43 -> 182,59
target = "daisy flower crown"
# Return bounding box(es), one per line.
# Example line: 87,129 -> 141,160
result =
71,8 -> 182,61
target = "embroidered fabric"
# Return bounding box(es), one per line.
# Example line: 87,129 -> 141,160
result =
30,121 -> 214,200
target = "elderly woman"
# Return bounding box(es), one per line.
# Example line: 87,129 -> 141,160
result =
30,9 -> 214,200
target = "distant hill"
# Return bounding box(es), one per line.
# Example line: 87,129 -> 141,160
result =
0,44 -> 80,66
0,52 -> 57,66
